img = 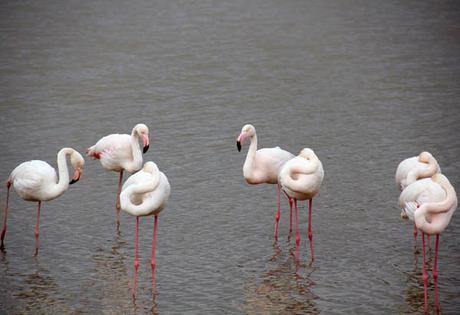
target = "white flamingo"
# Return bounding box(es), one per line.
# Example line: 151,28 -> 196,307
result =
399,173 -> 457,313
236,124 -> 294,241
1,148 -> 84,255
279,148 -> 324,261
395,151 -> 441,243
87,123 -> 150,226
119,161 -> 170,296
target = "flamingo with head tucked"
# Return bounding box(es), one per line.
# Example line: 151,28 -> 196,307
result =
395,151 -> 441,243
119,161 -> 170,297
236,124 -> 294,241
87,123 -> 150,227
399,173 -> 457,313
278,148 -> 324,261
1,148 -> 84,255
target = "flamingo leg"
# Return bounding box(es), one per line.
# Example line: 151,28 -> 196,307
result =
34,201 -> 41,256
0,180 -> 11,251
151,215 -> 158,294
133,216 -> 140,298
116,170 -> 124,227
273,184 -> 281,241
307,199 -> 314,262
421,232 -> 428,313
413,223 -> 418,245
427,234 -> 431,251
433,234 -> 440,313
288,197 -> 293,241
294,199 -> 300,247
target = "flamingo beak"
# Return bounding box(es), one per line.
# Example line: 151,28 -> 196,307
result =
236,133 -> 245,152
142,134 -> 150,154
69,168 -> 82,185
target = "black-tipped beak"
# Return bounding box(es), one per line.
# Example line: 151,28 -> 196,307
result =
69,178 -> 79,185
143,144 -> 149,154
237,141 -> 241,152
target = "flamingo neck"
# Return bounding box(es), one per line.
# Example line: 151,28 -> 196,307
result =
48,148 -> 73,198
125,131 -> 143,172
243,133 -> 257,176
120,170 -> 161,215
415,175 -> 457,234
406,158 -> 438,186
289,155 -> 319,177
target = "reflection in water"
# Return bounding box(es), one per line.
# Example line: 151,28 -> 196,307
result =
402,249 -> 440,314
0,253 -> 76,314
86,232 -> 159,314
243,243 -> 319,314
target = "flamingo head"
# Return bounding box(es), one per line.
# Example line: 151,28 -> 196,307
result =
236,124 -> 255,152
418,151 -> 433,163
69,150 -> 85,185
299,148 -> 315,160
143,161 -> 159,174
134,123 -> 150,154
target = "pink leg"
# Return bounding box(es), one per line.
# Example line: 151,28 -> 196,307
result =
421,232 -> 428,313
34,201 -> 41,256
0,180 -> 11,251
288,197 -> 293,240
132,216 -> 140,298
413,223 -> 418,244
307,199 -> 314,262
433,234 -> 440,313
427,234 -> 431,251
273,184 -> 281,241
116,170 -> 124,227
294,199 -> 300,247
151,215 -> 158,293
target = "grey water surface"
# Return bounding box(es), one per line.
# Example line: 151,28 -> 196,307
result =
1,0 -> 460,314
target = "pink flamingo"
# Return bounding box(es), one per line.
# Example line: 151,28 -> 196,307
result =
1,148 -> 84,255
236,124 -> 294,241
119,161 -> 170,297
399,173 -> 457,313
396,151 -> 440,245
278,148 -> 324,261
87,123 -> 150,226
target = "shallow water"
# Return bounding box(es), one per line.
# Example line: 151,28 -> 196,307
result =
1,0 -> 460,314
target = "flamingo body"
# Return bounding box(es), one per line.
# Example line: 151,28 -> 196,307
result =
395,152 -> 440,191
120,162 -> 170,217
279,148 -> 324,201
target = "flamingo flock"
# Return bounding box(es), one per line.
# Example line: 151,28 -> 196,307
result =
0,123 -> 457,309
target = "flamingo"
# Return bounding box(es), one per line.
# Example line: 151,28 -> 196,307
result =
0,148 -> 84,255
236,124 -> 294,241
119,161 -> 170,297
87,123 -> 150,226
278,148 -> 324,261
395,151 -> 441,244
399,173 -> 457,313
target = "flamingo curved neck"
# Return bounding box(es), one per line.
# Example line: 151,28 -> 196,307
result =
406,158 -> 437,185
415,176 -> 457,234
47,148 -> 73,198
124,132 -> 142,172
243,133 -> 257,176
120,171 -> 161,215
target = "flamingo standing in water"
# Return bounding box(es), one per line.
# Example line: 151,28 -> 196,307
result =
395,151 -> 441,243
399,173 -> 457,313
119,161 -> 170,297
278,148 -> 324,261
236,124 -> 294,241
87,123 -> 150,227
1,148 -> 84,255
